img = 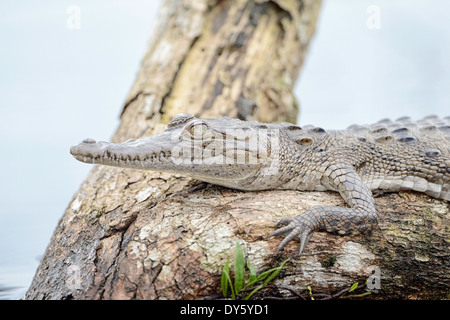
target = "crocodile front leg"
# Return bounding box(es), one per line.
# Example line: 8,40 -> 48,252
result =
269,166 -> 379,255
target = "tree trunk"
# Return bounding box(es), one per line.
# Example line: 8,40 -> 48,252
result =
25,0 -> 449,300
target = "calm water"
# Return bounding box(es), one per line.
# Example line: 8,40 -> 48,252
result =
0,210 -> 60,299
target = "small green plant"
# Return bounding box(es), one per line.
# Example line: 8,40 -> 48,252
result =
307,285 -> 315,300
349,282 -> 359,293
221,240 -> 289,300
306,281 -> 368,300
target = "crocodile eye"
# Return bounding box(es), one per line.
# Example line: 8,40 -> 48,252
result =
190,123 -> 208,137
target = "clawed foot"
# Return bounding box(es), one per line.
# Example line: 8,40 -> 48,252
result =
268,215 -> 316,256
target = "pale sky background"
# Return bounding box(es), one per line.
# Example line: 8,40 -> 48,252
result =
0,0 -> 449,299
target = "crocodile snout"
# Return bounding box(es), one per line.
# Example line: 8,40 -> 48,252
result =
70,138 -> 103,157
82,138 -> 96,144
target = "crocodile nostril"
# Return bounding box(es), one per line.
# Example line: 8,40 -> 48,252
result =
82,138 -> 96,144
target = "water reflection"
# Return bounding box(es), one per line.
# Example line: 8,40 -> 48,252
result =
0,283 -> 24,300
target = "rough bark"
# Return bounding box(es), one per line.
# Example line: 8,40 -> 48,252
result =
25,0 -> 449,300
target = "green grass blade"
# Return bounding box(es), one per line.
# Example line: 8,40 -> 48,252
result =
307,286 -> 315,300
242,260 -> 257,291
234,240 -> 245,295
221,260 -> 230,298
225,271 -> 236,300
243,285 -> 263,300
262,259 -> 289,287
349,282 -> 359,293
243,259 -> 289,289
247,260 -> 257,283
243,259 -> 289,300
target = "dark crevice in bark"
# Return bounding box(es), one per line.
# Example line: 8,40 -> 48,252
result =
160,35 -> 201,118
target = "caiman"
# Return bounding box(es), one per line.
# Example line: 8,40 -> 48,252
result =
70,114 -> 450,255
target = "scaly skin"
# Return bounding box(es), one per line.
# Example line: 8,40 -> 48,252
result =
70,114 -> 450,255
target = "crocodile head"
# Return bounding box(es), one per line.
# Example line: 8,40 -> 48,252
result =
70,114 -> 283,189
